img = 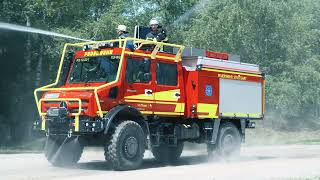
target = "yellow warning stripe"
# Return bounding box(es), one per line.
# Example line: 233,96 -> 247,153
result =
124,89 -> 181,102
154,89 -> 180,101
141,111 -> 181,116
221,112 -> 262,118
124,94 -> 153,100
125,99 -> 153,103
197,103 -> 218,119
141,111 -> 153,114
125,99 -> 185,114
124,99 -> 183,105
140,111 -> 181,116
202,68 -> 262,77
174,103 -> 185,113
154,112 -> 181,115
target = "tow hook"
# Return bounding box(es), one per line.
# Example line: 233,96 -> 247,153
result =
67,129 -> 72,138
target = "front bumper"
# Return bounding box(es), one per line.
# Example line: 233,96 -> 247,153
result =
33,107 -> 105,136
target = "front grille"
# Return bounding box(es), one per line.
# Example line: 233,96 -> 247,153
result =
46,107 -> 71,132
44,100 -> 89,114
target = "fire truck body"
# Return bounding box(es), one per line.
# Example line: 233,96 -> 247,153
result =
183,54 -> 264,120
34,38 -> 264,170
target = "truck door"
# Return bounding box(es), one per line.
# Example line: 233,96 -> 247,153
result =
123,57 -> 154,114
153,60 -> 185,116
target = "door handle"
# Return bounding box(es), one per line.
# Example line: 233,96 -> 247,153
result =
174,92 -> 180,97
145,89 -> 153,95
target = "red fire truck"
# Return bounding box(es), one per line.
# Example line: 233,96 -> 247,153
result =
34,37 -> 264,170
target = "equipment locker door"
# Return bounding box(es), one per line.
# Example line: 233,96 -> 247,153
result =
153,60 -> 185,116
123,57 -> 154,114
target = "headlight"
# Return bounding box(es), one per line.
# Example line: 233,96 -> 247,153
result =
83,44 -> 93,51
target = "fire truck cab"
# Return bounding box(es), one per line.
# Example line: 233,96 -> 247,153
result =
34,38 -> 264,170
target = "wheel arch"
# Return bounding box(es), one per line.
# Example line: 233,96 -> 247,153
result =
103,105 -> 149,136
221,119 -> 245,142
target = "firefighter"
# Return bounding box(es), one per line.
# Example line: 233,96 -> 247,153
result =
117,25 -> 129,38
146,19 -> 168,42
116,25 -> 134,50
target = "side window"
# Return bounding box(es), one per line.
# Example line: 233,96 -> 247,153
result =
126,58 -> 151,83
156,62 -> 178,86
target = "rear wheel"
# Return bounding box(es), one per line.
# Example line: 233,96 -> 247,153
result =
105,121 -> 146,170
216,122 -> 241,159
151,142 -> 184,164
44,136 -> 84,166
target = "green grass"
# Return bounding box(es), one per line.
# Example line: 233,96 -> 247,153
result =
245,126 -> 320,146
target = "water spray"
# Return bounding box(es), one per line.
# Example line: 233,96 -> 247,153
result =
170,0 -> 212,27
0,22 -> 91,42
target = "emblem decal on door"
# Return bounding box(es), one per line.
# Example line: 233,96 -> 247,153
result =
205,85 -> 213,96
145,89 -> 153,96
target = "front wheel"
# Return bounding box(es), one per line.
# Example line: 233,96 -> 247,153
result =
105,121 -> 146,170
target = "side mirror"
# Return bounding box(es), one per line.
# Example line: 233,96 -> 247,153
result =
58,51 -> 74,86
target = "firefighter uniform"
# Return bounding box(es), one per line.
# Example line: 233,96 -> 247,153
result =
146,19 -> 168,42
116,25 -> 134,50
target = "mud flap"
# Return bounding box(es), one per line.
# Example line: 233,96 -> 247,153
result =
209,118 -> 221,145
240,119 -> 246,143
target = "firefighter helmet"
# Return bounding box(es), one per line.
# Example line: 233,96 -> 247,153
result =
149,19 -> 159,26
117,25 -> 127,32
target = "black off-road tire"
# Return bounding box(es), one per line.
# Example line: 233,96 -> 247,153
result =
216,122 -> 241,159
44,136 -> 84,166
151,142 -> 184,164
105,121 -> 146,170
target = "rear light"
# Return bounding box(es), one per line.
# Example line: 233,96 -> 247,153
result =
205,51 -> 229,60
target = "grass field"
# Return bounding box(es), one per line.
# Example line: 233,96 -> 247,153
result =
246,126 -> 320,146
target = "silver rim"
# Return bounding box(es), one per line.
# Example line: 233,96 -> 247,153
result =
222,134 -> 235,155
124,136 -> 138,158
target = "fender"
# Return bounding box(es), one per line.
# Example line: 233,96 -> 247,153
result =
209,118 -> 221,144
103,105 -> 149,135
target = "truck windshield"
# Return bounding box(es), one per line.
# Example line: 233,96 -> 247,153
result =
68,55 -> 120,83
